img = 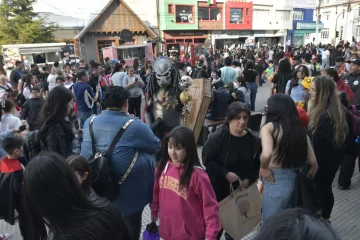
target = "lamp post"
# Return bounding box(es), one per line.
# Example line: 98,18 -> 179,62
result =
334,1 -> 359,44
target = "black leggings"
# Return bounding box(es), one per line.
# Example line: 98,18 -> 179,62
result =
128,96 -> 142,119
121,208 -> 143,240
314,163 -> 340,219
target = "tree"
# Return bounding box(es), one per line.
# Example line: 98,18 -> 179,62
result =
0,0 -> 59,45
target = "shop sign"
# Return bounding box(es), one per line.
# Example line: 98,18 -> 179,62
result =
166,31 -> 207,37
230,8 -> 242,24
296,22 -> 324,30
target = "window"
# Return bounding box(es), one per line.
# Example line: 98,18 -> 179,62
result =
322,11 -> 330,20
276,10 -> 290,21
118,47 -> 146,60
356,26 -> 360,37
175,5 -> 194,23
168,4 -> 174,14
230,8 -> 242,24
198,7 -> 221,20
293,11 -> 304,20
97,40 -> 114,63
45,52 -> 60,63
321,28 -> 329,39
253,9 -> 269,18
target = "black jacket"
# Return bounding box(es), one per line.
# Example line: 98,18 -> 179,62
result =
20,98 -> 45,125
39,119 -> 75,158
343,72 -> 360,95
9,68 -> 22,86
202,124 -> 261,202
0,157 -> 23,225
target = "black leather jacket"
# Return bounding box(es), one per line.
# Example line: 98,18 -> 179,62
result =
39,119 -> 74,158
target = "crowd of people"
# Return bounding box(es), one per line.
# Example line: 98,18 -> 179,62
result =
0,39 -> 358,240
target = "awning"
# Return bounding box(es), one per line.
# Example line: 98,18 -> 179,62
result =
19,47 -> 63,54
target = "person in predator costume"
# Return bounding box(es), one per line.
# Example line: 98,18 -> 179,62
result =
144,58 -> 183,142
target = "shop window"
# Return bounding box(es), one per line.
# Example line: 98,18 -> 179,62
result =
356,26 -> 360,37
293,11 -> 304,20
45,52 -> 60,63
175,5 -> 194,23
230,8 -> 242,24
168,4 -> 174,14
246,8 -> 248,16
118,47 -> 145,60
198,7 -> 221,20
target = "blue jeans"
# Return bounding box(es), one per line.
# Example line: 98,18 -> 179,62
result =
77,111 -> 93,129
262,168 -> 296,223
246,82 -> 257,111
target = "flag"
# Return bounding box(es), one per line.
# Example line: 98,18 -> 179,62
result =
208,0 -> 216,5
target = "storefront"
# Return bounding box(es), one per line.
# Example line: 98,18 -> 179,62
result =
212,30 -> 287,49
163,30 -> 209,57
289,22 -> 323,46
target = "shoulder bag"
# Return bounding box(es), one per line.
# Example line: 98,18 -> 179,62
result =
88,115 -> 139,202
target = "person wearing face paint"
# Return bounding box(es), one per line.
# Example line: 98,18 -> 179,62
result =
151,126 -> 221,240
202,102 -> 261,240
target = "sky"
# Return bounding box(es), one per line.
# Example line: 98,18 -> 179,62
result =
33,0 -> 106,20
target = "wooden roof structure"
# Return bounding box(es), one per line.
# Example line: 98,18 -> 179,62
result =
75,0 -> 157,39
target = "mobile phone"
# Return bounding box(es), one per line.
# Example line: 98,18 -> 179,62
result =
135,77 -> 138,82
19,125 -> 26,132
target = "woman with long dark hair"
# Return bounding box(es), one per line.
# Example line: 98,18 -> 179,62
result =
37,86 -> 75,157
22,152 -> 130,240
271,58 -> 292,94
152,126 -> 221,240
110,63 -> 126,87
308,76 -> 348,222
260,93 -> 318,223
285,65 -> 310,108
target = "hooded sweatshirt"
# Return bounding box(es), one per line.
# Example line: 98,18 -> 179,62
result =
151,161 -> 221,240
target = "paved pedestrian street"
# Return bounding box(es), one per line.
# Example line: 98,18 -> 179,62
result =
1,83 -> 360,239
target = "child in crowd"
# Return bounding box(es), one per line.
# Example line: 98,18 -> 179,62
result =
66,155 -> 100,202
0,136 -> 27,240
56,76 -> 65,87
64,76 -> 74,90
151,126 -> 221,240
20,86 -> 45,131
0,99 -> 21,132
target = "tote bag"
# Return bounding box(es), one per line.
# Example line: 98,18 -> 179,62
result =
219,183 -> 262,239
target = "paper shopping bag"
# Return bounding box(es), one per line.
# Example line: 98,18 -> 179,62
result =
219,184 -> 262,239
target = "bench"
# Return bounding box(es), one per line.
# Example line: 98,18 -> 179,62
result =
198,112 -> 264,145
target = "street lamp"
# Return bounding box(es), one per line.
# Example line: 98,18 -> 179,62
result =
334,2 -> 360,43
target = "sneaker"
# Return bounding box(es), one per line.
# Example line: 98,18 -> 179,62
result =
0,233 -> 9,240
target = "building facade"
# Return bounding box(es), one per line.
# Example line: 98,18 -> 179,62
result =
318,0 -> 360,45
288,8 -> 319,45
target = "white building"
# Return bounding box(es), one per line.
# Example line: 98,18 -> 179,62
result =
318,0 -> 360,44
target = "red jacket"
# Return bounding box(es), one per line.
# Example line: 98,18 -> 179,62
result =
151,161 -> 221,240
336,79 -> 354,101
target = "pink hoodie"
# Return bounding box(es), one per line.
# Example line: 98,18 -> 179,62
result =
151,161 -> 221,240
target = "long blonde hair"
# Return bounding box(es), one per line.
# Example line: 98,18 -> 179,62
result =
308,76 -> 348,146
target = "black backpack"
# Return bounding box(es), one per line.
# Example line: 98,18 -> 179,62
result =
88,116 -> 138,202
23,130 -> 41,164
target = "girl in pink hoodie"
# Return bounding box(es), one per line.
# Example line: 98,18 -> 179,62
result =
151,126 -> 221,240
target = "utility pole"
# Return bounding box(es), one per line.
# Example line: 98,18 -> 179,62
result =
315,0 -> 322,45
343,0 -> 351,43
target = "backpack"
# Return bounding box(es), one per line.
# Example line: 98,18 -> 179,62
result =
23,130 -> 41,164
88,116 -> 139,202
348,105 -> 360,137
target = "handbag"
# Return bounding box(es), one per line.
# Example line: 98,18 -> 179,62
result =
219,182 -> 262,239
88,115 -> 139,202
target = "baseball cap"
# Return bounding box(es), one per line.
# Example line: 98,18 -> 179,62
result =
297,107 -> 309,127
351,58 -> 360,65
301,76 -> 314,90
335,56 -> 344,63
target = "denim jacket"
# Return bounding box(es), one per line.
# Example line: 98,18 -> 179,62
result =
80,110 -> 161,216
